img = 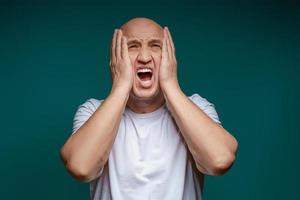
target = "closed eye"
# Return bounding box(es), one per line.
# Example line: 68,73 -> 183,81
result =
152,44 -> 161,48
129,45 -> 138,49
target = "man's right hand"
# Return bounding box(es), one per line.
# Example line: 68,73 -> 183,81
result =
60,30 -> 133,182
109,29 -> 134,92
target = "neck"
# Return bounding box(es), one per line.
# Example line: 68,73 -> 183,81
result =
126,91 -> 165,113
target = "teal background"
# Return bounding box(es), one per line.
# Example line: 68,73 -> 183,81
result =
1,0 -> 299,199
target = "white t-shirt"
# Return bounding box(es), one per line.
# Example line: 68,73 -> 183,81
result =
72,93 -> 222,200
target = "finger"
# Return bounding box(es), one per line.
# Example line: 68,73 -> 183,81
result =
162,32 -> 168,61
109,59 -> 115,81
166,27 -> 176,59
162,38 -> 169,60
116,30 -> 122,60
165,27 -> 172,60
121,36 -> 128,59
110,29 -> 117,65
167,28 -> 176,62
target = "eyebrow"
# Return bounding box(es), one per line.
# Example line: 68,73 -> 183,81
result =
127,38 -> 162,45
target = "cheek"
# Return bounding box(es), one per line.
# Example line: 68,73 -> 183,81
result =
153,53 -> 162,68
128,52 -> 138,66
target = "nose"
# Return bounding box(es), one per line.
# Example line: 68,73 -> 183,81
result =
137,48 -> 152,64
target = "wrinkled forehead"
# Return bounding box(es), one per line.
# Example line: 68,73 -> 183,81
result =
121,23 -> 164,42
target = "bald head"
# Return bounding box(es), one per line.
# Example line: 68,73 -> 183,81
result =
120,17 -> 164,39
120,17 -> 163,31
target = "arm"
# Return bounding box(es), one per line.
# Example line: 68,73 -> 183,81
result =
163,83 -> 238,176
160,27 -> 238,176
60,29 -> 133,182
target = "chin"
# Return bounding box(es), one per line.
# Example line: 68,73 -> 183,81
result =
131,84 -> 160,101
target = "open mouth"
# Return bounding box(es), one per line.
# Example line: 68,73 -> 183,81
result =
137,67 -> 153,81
136,66 -> 154,88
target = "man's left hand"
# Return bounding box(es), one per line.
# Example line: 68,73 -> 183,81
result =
159,27 -> 179,91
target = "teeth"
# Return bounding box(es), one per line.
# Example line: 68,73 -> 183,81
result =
137,67 -> 152,73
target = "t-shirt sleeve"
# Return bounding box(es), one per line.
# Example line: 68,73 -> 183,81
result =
72,98 -> 103,135
188,93 -> 222,126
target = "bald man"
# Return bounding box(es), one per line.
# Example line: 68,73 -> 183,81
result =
60,17 -> 238,200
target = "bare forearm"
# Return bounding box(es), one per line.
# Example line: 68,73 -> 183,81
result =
162,82 -> 238,176
60,85 -> 129,181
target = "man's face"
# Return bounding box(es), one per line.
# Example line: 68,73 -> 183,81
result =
121,21 -> 164,100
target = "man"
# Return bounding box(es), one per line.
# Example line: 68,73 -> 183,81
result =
60,17 -> 238,200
